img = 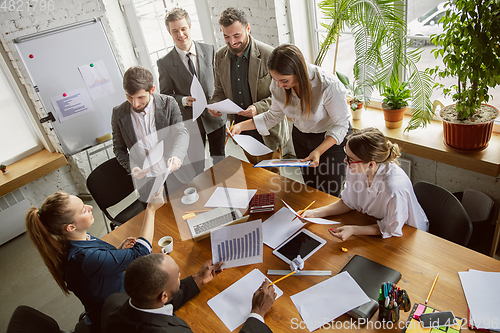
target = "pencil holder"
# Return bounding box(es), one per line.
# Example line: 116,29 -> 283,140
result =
378,303 -> 400,323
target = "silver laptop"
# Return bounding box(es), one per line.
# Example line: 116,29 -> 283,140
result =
187,207 -> 247,241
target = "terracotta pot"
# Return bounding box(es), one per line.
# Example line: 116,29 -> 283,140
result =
382,103 -> 406,129
441,104 -> 499,151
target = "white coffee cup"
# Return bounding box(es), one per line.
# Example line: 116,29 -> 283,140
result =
183,187 -> 197,202
158,236 -> 173,254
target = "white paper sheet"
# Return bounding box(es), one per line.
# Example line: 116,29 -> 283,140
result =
290,271 -> 371,332
232,134 -> 273,156
205,187 -> 257,209
254,159 -> 311,168
142,140 -> 164,170
262,207 -> 305,249
78,60 -> 115,100
50,88 -> 94,122
207,98 -> 243,114
211,220 -> 263,269
458,270 -> 500,330
281,200 -> 340,225
190,75 -> 207,121
146,162 -> 172,202
208,269 -> 283,332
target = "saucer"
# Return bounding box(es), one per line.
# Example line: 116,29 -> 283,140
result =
181,193 -> 199,205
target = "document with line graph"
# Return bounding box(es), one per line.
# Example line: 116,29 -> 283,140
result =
210,219 -> 263,269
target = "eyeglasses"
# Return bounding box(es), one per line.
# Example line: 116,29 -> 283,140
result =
344,147 -> 364,166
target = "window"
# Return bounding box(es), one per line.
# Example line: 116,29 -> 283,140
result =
121,0 -> 209,84
313,0 -> 500,120
0,55 -> 43,165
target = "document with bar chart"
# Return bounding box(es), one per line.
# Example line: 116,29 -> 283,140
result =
210,219 -> 263,269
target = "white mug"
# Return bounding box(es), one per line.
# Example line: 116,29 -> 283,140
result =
183,187 -> 197,202
158,236 -> 173,254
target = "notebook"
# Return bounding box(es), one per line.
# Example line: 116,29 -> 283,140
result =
339,254 -> 402,320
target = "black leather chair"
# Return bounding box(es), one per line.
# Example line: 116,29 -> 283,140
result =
6,305 -> 84,333
86,158 -> 145,231
413,181 -> 473,246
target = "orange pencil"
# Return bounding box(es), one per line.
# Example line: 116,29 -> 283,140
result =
425,273 -> 439,304
225,120 -> 235,145
269,270 -> 297,286
292,200 -> 315,221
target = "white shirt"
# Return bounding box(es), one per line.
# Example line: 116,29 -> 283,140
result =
341,163 -> 429,238
254,63 -> 351,144
128,299 -> 265,324
129,95 -> 167,176
175,43 -> 198,107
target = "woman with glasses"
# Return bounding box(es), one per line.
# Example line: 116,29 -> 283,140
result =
230,44 -> 351,197
302,127 -> 428,241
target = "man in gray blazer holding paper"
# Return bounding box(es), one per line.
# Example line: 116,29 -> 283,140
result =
157,7 -> 226,171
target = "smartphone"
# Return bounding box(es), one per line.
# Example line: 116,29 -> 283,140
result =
419,311 -> 457,328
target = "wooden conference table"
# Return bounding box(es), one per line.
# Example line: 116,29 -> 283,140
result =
102,156 -> 500,332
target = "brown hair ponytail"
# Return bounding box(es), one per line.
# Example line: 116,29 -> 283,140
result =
347,127 -> 401,165
25,192 -> 74,294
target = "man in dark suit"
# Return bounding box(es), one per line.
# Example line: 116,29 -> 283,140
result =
111,66 -> 194,202
157,7 -> 226,173
101,253 -> 275,333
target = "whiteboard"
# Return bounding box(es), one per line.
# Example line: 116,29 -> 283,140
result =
15,19 -> 124,155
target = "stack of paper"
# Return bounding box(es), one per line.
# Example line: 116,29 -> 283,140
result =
458,269 -> 500,331
205,187 -> 257,209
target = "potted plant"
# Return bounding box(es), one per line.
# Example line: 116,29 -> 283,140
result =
315,0 -> 434,131
429,0 -> 500,151
380,76 -> 411,129
0,164 -> 7,174
336,71 -> 364,120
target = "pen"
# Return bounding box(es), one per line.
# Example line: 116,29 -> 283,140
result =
292,200 -> 315,221
269,270 -> 296,286
425,273 -> 439,304
225,120 -> 235,145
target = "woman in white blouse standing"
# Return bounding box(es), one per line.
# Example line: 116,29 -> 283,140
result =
231,44 -> 352,197
302,127 -> 429,240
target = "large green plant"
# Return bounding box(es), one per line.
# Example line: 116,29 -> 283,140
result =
315,0 -> 434,131
429,0 -> 500,120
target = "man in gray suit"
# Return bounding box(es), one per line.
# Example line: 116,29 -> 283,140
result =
209,7 -> 289,174
111,66 -> 193,202
157,7 -> 226,172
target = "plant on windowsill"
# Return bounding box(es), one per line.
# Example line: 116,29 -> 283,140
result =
315,0 -> 434,132
380,76 -> 411,129
428,0 -> 500,151
0,164 -> 7,174
336,71 -> 364,120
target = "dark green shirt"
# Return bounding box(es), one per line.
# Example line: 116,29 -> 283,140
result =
230,44 -> 264,143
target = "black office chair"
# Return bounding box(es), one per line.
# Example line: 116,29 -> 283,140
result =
454,189 -> 498,255
86,158 -> 145,231
7,305 -> 78,333
413,181 -> 473,246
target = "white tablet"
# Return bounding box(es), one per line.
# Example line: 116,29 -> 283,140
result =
272,229 -> 326,264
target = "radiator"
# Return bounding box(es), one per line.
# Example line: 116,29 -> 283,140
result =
0,188 -> 31,246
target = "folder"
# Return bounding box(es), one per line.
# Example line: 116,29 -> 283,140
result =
339,254 -> 402,320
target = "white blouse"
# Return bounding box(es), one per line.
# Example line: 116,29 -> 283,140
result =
253,64 -> 351,145
341,163 -> 429,238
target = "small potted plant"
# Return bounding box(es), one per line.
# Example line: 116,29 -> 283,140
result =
0,164 -> 7,174
429,0 -> 500,151
380,76 -> 411,129
336,71 -> 365,120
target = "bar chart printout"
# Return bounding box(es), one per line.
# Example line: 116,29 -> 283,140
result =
210,219 -> 263,269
